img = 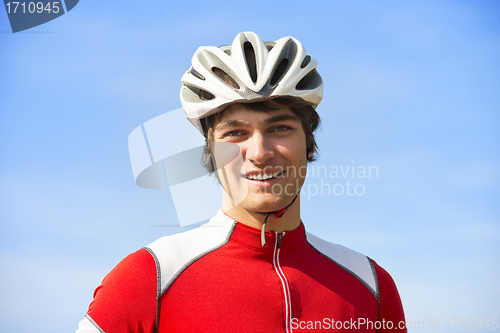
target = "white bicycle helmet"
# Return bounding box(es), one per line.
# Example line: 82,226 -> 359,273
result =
180,31 -> 323,134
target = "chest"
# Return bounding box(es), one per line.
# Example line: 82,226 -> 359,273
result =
157,244 -> 378,332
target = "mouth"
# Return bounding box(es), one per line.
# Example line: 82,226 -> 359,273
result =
245,170 -> 285,181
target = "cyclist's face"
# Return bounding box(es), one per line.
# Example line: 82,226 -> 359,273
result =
212,104 -> 311,213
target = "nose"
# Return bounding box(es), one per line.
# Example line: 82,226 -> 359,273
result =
244,131 -> 275,165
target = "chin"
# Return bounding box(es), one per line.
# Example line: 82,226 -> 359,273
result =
243,194 -> 290,214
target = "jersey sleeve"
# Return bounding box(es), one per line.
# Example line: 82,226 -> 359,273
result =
371,259 -> 406,332
76,249 -> 159,333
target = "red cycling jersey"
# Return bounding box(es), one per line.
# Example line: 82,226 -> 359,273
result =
76,210 -> 405,332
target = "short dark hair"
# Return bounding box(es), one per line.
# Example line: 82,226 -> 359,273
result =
201,97 -> 321,174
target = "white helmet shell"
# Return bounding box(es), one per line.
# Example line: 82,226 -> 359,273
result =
180,32 -> 323,133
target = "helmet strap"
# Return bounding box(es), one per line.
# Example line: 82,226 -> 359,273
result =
259,191 -> 300,247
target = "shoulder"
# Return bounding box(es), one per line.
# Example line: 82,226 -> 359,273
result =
370,259 -> 406,325
85,248 -> 158,333
91,248 -> 158,303
144,210 -> 236,294
83,210 -> 236,332
306,232 -> 379,298
306,232 -> 406,328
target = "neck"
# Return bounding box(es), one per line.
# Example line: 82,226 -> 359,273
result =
222,195 -> 301,233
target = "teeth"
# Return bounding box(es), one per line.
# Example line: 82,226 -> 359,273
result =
247,171 -> 283,180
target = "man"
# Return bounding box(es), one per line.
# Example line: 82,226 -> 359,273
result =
76,32 -> 405,332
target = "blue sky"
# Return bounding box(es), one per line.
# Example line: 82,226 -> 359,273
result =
1,1 -> 499,332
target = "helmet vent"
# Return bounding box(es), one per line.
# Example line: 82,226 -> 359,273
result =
212,67 -> 240,89
270,58 -> 288,86
190,68 -> 205,81
244,42 -> 258,83
296,69 -> 322,90
301,55 -> 311,68
184,86 -> 215,101
199,89 -> 215,100
265,41 -> 275,51
219,45 -> 232,56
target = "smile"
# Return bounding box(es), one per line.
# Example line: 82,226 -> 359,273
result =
246,171 -> 284,181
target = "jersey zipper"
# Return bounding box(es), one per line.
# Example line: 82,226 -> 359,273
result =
273,231 -> 292,332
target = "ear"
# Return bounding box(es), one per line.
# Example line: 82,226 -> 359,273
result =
307,151 -> 314,159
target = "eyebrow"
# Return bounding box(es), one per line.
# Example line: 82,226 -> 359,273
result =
214,113 -> 300,133
263,113 -> 299,125
214,120 -> 251,132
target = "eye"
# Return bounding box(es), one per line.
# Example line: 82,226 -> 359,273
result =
222,130 -> 245,138
272,125 -> 292,132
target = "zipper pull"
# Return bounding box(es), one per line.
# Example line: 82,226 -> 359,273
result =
277,232 -> 284,249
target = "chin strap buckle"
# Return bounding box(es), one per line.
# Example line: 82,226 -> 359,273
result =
275,208 -> 287,219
